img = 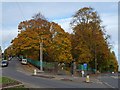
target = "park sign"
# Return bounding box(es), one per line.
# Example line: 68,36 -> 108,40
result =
78,63 -> 87,70
83,63 -> 87,70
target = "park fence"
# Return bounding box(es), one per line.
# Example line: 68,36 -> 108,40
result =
27,58 -> 58,73
26,58 -> 95,75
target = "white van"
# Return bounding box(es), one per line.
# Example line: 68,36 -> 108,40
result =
21,59 -> 27,65
118,67 -> 120,73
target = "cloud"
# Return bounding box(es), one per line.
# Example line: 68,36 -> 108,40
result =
1,0 -> 119,2
0,3 -> 2,45
53,13 -> 118,41
2,2 -> 118,24
1,27 -> 18,50
53,18 -> 73,33
2,29 -> 18,42
1,2 -> 118,57
0,3 -> 2,24
112,41 -> 118,59
101,13 -> 118,45
53,12 -> 118,60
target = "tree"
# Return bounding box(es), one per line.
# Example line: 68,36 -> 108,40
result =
11,13 -> 73,63
70,7 -> 115,72
70,7 -> 101,29
48,22 -> 73,63
108,51 -> 118,72
32,12 -> 47,21
13,12 -> 51,60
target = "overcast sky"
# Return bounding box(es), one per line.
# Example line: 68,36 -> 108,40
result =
0,2 -> 119,67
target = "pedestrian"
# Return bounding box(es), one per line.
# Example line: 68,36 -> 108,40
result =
71,65 -> 74,76
70,62 -> 74,76
81,70 -> 84,77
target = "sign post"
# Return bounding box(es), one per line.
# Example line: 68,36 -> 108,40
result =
83,63 -> 87,76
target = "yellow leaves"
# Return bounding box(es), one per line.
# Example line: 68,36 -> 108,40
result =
49,31 -> 73,63
10,18 -> 73,62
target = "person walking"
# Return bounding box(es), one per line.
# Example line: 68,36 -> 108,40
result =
81,70 -> 84,77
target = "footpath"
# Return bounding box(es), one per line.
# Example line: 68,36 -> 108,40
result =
19,63 -> 102,84
16,62 -> 113,88
32,71 -> 101,84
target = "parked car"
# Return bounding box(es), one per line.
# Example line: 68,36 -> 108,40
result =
17,57 -> 22,61
8,57 -> 12,61
1,60 -> 9,67
118,68 -> 120,73
21,59 -> 27,65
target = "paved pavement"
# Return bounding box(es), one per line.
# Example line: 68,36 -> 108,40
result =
2,57 -> 119,88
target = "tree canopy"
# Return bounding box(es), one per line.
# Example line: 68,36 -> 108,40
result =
4,8 -> 118,72
70,7 -> 118,72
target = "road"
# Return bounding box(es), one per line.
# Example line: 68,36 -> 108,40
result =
97,72 -> 119,88
2,57 -> 119,88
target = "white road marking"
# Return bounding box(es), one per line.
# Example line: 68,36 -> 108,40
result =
103,82 -> 115,88
111,76 -> 118,79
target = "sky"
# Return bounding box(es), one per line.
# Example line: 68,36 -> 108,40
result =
0,1 -> 119,68
0,0 -> 119,2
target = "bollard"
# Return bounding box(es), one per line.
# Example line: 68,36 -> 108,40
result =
34,69 -> 37,75
86,75 -> 90,83
62,67 -> 63,70
112,72 -> 114,74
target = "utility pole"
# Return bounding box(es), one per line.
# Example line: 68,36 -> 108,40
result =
39,23 -> 53,72
40,40 -> 43,71
38,36 -> 43,72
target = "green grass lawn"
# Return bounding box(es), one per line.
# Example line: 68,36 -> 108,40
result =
0,77 -> 18,84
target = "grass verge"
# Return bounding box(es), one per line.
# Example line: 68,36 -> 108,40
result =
0,76 -> 26,89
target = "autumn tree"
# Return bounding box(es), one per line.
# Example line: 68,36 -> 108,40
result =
107,51 -> 118,72
48,22 -> 73,63
13,13 -> 51,60
6,9 -> 118,72
4,45 -> 12,59
70,7 -> 118,72
11,12 -> 73,64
